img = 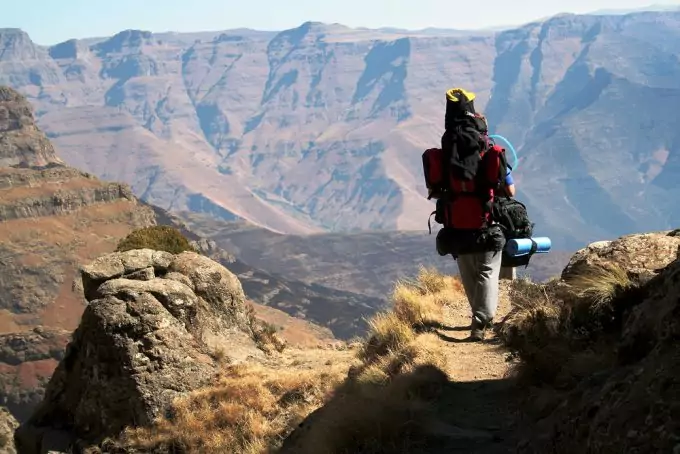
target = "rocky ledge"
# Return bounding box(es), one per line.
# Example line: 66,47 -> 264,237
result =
15,249 -> 265,453
561,229 -> 680,280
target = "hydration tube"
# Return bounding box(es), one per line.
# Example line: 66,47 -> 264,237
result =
489,134 -> 519,170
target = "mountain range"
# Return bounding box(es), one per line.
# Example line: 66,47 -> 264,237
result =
3,11 -> 680,250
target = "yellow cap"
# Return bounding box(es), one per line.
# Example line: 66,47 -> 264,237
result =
446,87 -> 476,102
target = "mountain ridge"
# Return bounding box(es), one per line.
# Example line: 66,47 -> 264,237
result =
3,11 -> 680,250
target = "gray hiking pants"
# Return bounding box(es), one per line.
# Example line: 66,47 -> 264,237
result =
457,250 -> 503,325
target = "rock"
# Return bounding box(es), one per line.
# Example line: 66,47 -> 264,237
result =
0,407 -> 18,454
168,252 -> 249,329
561,231 -> 680,281
163,271 -> 193,290
15,249 -> 263,453
96,278 -> 198,326
0,328 -> 70,366
78,249 -> 173,300
122,267 -> 154,281
0,86 -> 63,168
527,255 -> 680,453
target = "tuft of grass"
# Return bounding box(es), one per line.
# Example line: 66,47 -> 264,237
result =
416,265 -> 448,295
210,346 -> 231,366
565,263 -> 633,310
115,225 -> 197,254
498,265 -> 644,387
358,312 -> 416,364
391,282 -> 441,328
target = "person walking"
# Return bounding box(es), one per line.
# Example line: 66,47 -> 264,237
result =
428,87 -> 509,341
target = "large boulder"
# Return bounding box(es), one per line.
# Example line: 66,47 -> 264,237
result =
15,249 -> 263,453
561,230 -> 680,280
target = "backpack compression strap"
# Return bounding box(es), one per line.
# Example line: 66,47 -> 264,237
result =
522,238 -> 539,269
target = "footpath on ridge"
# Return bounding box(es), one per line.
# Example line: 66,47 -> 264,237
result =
420,282 -> 519,454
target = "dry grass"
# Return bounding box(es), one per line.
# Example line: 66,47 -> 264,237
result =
358,312 -> 416,363
564,263 -> 633,310
279,268 -> 461,453
497,264 -> 642,386
119,363 -> 345,453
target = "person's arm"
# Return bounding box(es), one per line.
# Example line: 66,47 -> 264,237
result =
504,172 -> 516,197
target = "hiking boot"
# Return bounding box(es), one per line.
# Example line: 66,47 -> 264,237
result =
470,326 -> 485,342
470,317 -> 492,342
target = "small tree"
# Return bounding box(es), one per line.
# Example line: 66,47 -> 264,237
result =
116,226 -> 196,254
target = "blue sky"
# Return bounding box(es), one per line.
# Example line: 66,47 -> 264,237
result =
3,0 -> 680,45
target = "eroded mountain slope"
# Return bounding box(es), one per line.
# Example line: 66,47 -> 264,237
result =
3,12 -> 680,248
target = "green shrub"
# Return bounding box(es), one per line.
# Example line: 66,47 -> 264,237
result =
115,226 -> 196,254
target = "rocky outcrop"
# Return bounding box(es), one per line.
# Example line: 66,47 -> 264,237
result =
0,327 -> 70,366
561,230 -> 680,280
0,86 -> 62,168
0,86 -> 145,224
0,328 -> 71,423
0,179 -> 136,222
15,249 -> 262,453
520,232 -> 680,453
0,166 -> 90,189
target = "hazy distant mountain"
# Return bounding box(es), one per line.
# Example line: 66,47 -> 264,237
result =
588,3 -> 680,15
2,11 -> 680,250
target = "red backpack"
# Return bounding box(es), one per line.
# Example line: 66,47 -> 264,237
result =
422,135 -> 508,233
423,145 -> 507,233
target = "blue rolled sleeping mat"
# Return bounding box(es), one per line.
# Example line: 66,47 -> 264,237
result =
504,237 -> 552,257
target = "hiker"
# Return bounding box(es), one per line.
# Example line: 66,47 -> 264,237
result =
422,88 -> 509,341
456,169 -> 509,341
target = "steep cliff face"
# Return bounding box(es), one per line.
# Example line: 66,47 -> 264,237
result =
3,13 -> 680,248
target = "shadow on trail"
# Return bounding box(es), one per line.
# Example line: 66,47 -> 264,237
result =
432,331 -> 473,343
279,364 -> 519,454
428,378 -> 519,453
420,321 -> 471,332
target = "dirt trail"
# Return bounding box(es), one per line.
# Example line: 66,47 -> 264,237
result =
272,280 -> 522,454
423,282 -> 521,454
